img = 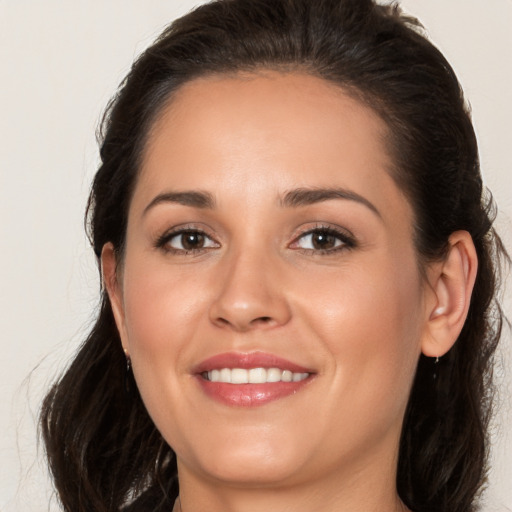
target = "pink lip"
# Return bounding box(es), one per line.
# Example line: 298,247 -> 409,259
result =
193,352 -> 315,407
193,351 -> 313,374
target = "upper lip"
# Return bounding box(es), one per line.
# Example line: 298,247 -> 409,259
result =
192,351 -> 314,374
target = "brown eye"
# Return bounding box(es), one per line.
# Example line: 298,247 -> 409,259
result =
180,232 -> 205,250
293,228 -> 354,253
310,232 -> 337,250
162,230 -> 219,252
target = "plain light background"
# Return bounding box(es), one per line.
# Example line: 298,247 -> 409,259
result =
1,1 -> 510,510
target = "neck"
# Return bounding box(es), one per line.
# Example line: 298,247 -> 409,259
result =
174,452 -> 410,512
175,498 -> 409,512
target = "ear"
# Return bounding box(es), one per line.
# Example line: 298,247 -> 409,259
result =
101,242 -> 129,352
421,231 -> 478,358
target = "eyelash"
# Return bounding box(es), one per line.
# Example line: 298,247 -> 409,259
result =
290,225 -> 356,255
155,226 -> 219,256
155,224 -> 356,256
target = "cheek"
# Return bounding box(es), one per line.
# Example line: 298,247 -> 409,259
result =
119,253 -> 215,392
298,253 -> 424,406
119,254 -> 212,434
122,253 -> 206,339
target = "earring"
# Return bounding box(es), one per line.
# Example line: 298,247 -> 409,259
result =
124,349 -> 131,372
433,355 -> 440,380
124,349 -> 132,394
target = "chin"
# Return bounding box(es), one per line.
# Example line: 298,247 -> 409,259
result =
179,432 -> 310,487
200,456 -> 303,487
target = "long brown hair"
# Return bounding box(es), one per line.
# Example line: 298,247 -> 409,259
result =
40,1 -> 509,511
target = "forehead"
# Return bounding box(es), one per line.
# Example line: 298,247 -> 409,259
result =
135,71 -> 411,225
145,72 -> 390,173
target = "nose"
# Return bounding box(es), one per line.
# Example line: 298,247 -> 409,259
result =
209,249 -> 292,332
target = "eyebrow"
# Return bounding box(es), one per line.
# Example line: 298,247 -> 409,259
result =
280,187 -> 381,218
142,186 -> 381,218
143,190 -> 216,216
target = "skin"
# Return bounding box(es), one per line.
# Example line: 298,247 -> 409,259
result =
103,72 -> 477,512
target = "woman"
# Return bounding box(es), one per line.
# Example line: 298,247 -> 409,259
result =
40,0 -> 509,511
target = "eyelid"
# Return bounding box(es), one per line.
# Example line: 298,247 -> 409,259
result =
155,224 -> 220,253
154,222 -> 355,255
289,223 -> 356,253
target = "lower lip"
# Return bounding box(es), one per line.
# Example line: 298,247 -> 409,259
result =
196,377 -> 311,407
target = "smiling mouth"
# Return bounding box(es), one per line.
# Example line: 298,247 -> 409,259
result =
193,352 -> 315,406
202,367 -> 310,384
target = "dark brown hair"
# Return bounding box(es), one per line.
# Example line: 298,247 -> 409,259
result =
40,1 -> 509,511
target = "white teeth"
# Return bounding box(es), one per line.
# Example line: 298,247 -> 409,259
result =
282,370 -> 293,382
231,368 -> 249,384
206,367 -> 309,384
248,367 -> 267,384
266,368 -> 282,382
219,368 -> 231,383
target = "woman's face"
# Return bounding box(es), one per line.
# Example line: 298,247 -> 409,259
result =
108,72 -> 432,489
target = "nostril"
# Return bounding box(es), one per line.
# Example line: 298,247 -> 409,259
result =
253,316 -> 272,324
213,315 -> 275,330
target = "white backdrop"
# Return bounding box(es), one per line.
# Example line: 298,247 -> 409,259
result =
1,1 -> 510,510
